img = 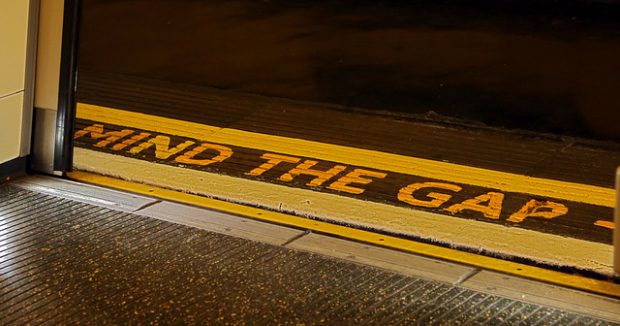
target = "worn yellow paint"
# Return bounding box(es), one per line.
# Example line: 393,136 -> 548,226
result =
444,192 -> 505,219
398,182 -> 462,208
595,220 -> 615,230
76,103 -> 615,208
508,200 -> 569,223
280,160 -> 347,187
249,153 -> 301,176
75,147 -> 615,271
175,142 -> 233,166
128,135 -> 194,159
327,169 -> 388,195
68,170 -> 620,298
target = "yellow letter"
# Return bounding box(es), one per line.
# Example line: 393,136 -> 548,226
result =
507,199 -> 568,223
249,153 -> 301,176
111,132 -> 151,151
328,169 -> 388,194
74,123 -> 134,148
397,182 -> 462,208
594,220 -> 615,230
445,192 -> 505,219
280,160 -> 347,187
175,143 -> 233,166
128,135 -> 194,159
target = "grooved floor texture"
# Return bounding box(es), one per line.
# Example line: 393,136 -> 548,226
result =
0,183 -> 617,324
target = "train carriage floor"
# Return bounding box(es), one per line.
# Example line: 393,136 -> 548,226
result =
1,175 -> 619,324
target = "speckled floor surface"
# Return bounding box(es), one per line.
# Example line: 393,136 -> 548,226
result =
0,183 -> 616,325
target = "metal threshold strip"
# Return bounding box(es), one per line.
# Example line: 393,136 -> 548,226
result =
67,170 -> 620,299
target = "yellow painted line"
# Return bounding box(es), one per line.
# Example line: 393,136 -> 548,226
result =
68,171 -> 620,298
77,103 -> 615,207
74,148 -> 613,273
595,220 -> 615,230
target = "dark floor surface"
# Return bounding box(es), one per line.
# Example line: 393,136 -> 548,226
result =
1,183 -> 617,324
77,71 -> 620,190
78,0 -> 620,142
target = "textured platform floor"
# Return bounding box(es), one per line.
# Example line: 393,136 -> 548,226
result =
0,182 -> 617,325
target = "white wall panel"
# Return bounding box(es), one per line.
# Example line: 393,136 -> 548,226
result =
0,93 -> 24,163
0,0 -> 29,97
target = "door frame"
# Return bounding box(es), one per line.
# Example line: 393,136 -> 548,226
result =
28,0 -> 81,176
54,0 -> 81,173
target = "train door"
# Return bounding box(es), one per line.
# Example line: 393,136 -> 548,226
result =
30,0 -> 80,176
0,0 -> 78,180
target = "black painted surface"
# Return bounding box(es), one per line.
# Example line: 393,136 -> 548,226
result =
76,72 -> 620,189
55,0 -> 81,172
73,118 -> 613,245
79,0 -> 620,141
1,183 -> 616,324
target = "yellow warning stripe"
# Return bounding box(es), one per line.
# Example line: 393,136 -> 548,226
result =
73,148 -> 613,272
68,171 -> 620,298
77,103 -> 615,208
